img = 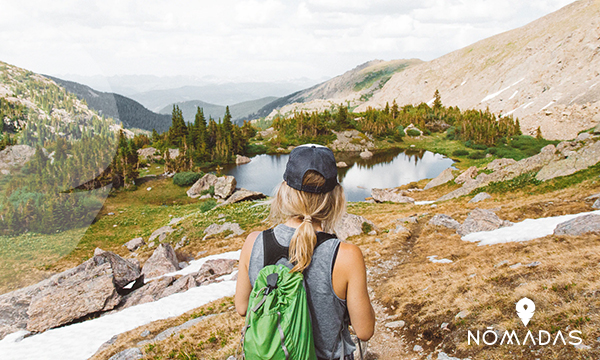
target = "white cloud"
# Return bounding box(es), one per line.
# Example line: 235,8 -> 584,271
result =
0,0 -> 579,83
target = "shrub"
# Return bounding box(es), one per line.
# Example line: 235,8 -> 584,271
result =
199,199 -> 217,212
200,185 -> 215,196
452,149 -> 469,157
362,222 -> 373,234
406,129 -> 421,137
173,172 -> 203,187
467,151 -> 486,159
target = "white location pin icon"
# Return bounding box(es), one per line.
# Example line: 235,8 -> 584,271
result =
516,297 -> 535,326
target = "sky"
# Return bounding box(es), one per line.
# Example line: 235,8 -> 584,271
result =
0,0 -> 576,84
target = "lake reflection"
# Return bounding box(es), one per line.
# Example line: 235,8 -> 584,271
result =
222,148 -> 454,202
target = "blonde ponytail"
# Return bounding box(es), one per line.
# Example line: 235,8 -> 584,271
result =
269,170 -> 346,273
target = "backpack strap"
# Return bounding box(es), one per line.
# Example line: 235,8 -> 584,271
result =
263,228 -> 337,267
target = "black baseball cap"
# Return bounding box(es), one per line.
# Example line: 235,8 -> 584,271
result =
283,144 -> 338,194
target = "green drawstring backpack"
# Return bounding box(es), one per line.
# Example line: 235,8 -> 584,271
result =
240,228 -> 336,360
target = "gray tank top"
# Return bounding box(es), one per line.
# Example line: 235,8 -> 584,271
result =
248,224 -> 356,359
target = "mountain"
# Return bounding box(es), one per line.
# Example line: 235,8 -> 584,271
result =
129,81 -> 315,112
46,76 -> 171,133
354,0 -> 600,140
253,59 -> 422,119
158,96 -> 277,124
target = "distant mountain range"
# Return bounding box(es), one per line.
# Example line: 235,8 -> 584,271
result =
47,76 -> 172,133
158,97 -> 277,124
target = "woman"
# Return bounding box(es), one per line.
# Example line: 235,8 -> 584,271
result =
235,144 -> 375,360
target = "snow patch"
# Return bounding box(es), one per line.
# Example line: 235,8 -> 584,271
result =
427,255 -> 453,264
415,200 -> 435,205
512,78 -> 525,86
460,80 -> 467,86
154,250 -> 241,280
426,98 -> 435,106
0,251 -> 241,360
590,82 -> 598,89
509,90 -> 518,100
481,85 -> 512,103
462,210 -> 600,246
540,101 -> 555,111
523,101 -> 535,109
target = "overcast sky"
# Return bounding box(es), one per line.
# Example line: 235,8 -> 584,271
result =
0,0 -> 576,83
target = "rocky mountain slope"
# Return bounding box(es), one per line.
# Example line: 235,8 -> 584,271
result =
356,0 -> 600,140
255,59 -> 422,119
47,76 -> 172,133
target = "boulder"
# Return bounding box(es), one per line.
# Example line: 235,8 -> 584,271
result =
95,250 -> 143,289
213,175 -> 237,199
455,166 -> 477,184
26,256 -> 123,333
576,132 -> 592,141
469,192 -> 492,203
336,162 -> 348,168
457,208 -> 513,237
594,122 -> 600,135
203,222 -> 244,240
136,147 -> 158,160
166,148 -> 180,159
142,244 -> 179,278
124,237 -> 145,252
333,213 -> 379,241
0,145 -> 36,171
371,188 -> 415,203
424,168 -> 454,190
554,214 -> 600,236
536,140 -> 600,181
148,226 -> 175,243
485,158 -> 517,172
187,173 -> 218,198
235,155 -> 251,165
359,149 -> 373,159
160,274 -> 197,298
428,214 -> 460,230
108,348 -> 143,360
195,259 -> 238,284
330,130 -> 374,152
217,188 -> 266,207
594,199 -> 600,209
115,276 -> 175,310
405,123 -> 423,136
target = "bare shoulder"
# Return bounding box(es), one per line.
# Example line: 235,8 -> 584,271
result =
335,242 -> 365,268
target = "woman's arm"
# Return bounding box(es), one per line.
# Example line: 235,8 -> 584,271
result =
234,231 -> 260,316
334,242 -> 375,340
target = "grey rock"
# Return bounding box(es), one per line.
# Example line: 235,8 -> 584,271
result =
137,315 -> 214,347
186,173 -> 218,198
455,310 -> 469,319
148,226 -> 175,243
359,149 -> 373,159
586,192 -> 600,200
195,259 -> 238,284
438,352 -> 463,360
594,122 -> 600,135
142,243 -> 179,278
95,250 -> 142,289
526,261 -> 541,267
391,224 -> 411,235
168,217 -> 184,226
554,214 -> 600,236
235,155 -> 251,165
140,330 -> 150,337
509,263 -> 522,269
469,192 -> 492,203
367,230 -> 377,235
115,276 -> 175,310
413,345 -> 423,352
336,161 -> 348,168
216,188 -> 266,207
108,347 -> 143,360
178,261 -> 189,269
0,145 -> 36,171
160,274 -> 197,298
165,148 -> 180,159
333,213 -> 379,241
213,175 -> 237,199
485,158 -> 517,172
457,208 -> 512,236
203,222 -> 244,240
385,320 -> 405,329
96,335 -> 119,354
424,168 -> 454,190
593,199 -> 600,209
574,343 -> 591,350
494,260 -> 509,268
576,132 -> 592,141
137,147 -> 159,160
454,166 -> 477,185
331,130 -> 374,152
124,237 -> 145,252
371,188 -> 415,203
428,214 -> 460,229
536,140 -> 600,181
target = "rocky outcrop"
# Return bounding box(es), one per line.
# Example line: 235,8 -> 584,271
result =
236,155 -> 251,165
554,214 -> 600,236
360,149 -> 373,159
196,259 -> 238,283
333,213 -> 379,241
148,226 -> 175,243
594,199 -> 600,209
405,124 -> 423,136
137,147 -> 159,160
454,166 -> 477,185
95,250 -> 143,289
336,161 -> 348,168
213,175 -> 237,199
142,244 -> 179,278
536,140 -> 600,181
159,274 -> 197,298
457,208 -> 513,237
203,222 -> 244,240
424,168 -> 454,190
371,188 -> 415,203
108,348 -> 143,360
485,158 -> 517,172
216,188 -> 266,207
124,237 -> 145,252
428,214 -> 460,230
0,145 -> 36,171
331,130 -> 374,152
187,173 -> 218,198
166,148 -> 179,159
469,192 -> 492,203
116,276 -> 175,310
